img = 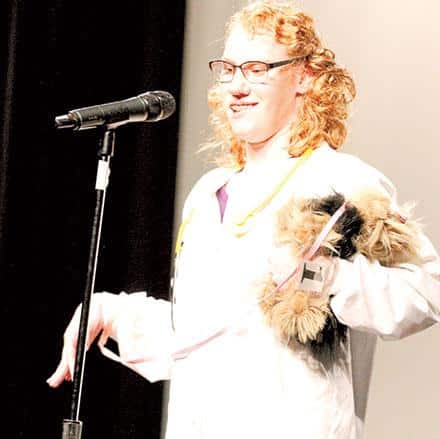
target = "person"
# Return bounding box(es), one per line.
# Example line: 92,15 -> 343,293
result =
48,2 -> 440,438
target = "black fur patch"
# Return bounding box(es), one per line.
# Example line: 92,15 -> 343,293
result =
304,192 -> 363,351
308,311 -> 348,356
312,192 -> 364,259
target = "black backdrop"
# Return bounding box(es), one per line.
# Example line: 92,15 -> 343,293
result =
1,1 -> 186,438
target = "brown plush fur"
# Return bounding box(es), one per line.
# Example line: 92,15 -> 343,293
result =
351,190 -> 421,266
277,198 -> 342,258
260,189 -> 423,348
260,277 -> 330,347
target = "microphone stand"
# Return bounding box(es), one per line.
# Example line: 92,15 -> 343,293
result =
62,128 -> 115,439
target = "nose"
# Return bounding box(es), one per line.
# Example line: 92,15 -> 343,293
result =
228,67 -> 250,96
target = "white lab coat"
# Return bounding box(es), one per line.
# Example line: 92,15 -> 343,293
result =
104,144 -> 440,439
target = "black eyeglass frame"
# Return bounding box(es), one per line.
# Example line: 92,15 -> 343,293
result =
208,56 -> 306,83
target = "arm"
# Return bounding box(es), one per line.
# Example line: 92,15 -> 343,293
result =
325,154 -> 440,339
330,235 -> 440,339
47,292 -> 120,387
101,292 -> 174,382
47,292 -> 174,386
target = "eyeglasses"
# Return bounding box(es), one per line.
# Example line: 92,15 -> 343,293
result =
208,57 -> 305,84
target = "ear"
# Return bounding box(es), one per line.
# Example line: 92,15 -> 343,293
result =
297,67 -> 314,94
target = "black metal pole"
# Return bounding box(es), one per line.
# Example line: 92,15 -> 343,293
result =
62,129 -> 115,439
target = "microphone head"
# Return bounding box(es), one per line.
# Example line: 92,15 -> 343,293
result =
55,114 -> 77,129
139,90 -> 176,122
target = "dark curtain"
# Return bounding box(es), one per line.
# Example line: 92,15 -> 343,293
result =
1,1 -> 186,438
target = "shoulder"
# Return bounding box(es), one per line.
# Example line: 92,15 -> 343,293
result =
306,144 -> 396,200
181,167 -> 236,219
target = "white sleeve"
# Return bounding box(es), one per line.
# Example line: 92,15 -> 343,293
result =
329,232 -> 440,340
324,155 -> 440,339
99,292 -> 175,382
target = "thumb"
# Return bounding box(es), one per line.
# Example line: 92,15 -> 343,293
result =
46,357 -> 71,388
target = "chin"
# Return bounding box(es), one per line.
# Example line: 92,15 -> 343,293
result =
235,133 -> 264,144
230,123 -> 264,143
235,131 -> 272,145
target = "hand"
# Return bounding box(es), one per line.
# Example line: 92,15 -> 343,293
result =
47,297 -> 105,388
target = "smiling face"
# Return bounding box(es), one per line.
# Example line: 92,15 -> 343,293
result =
220,25 -> 306,149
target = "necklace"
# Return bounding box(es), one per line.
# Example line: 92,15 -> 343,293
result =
175,147 -> 314,253
228,147 -> 314,237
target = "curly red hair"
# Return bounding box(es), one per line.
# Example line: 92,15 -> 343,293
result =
206,1 -> 356,168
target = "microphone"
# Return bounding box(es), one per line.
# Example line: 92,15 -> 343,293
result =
55,90 -> 176,130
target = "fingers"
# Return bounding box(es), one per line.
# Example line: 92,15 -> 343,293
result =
47,333 -> 100,388
47,331 -> 79,386
46,355 -> 72,388
65,337 -> 76,381
47,313 -> 79,388
47,334 -> 83,387
47,298 -> 107,388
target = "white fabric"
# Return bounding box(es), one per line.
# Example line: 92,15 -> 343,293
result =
107,144 -> 440,439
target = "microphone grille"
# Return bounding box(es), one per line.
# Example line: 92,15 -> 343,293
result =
139,90 -> 176,121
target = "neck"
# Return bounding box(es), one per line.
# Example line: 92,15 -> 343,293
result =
243,122 -> 293,170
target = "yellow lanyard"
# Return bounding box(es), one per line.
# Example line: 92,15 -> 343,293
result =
231,147 -> 313,236
175,147 -> 314,253
175,208 -> 195,256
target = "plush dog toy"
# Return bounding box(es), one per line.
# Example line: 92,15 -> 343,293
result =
259,189 -> 422,352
